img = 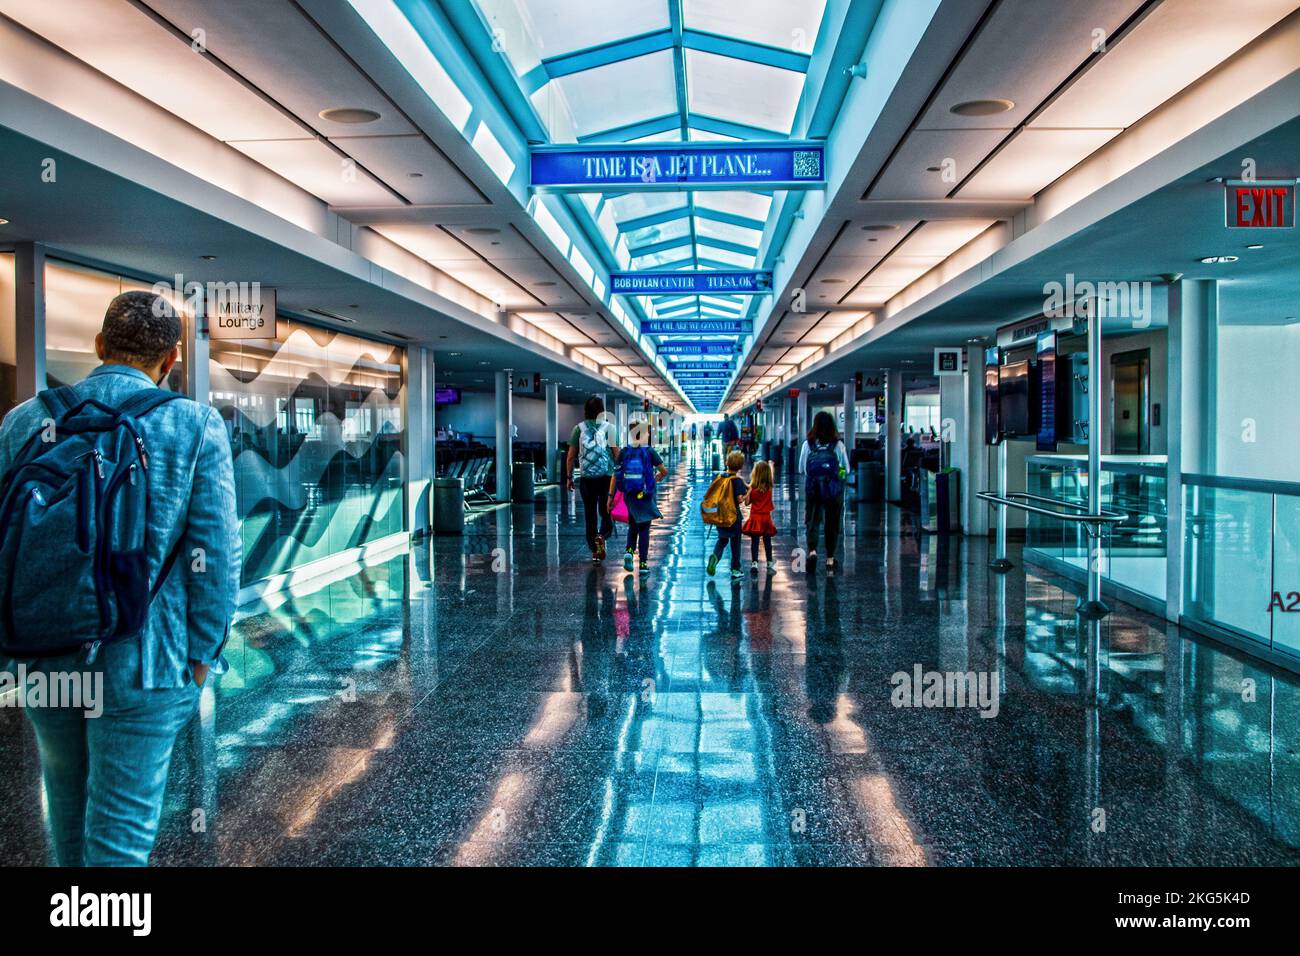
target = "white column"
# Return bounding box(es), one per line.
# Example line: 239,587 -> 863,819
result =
842,381 -> 857,456
939,363 -> 968,527
404,346 -> 434,537
616,400 -> 628,447
796,391 -> 809,472
885,368 -> 902,501
495,369 -> 513,502
545,380 -> 559,483
965,344 -> 990,535
14,242 -> 46,401
184,299 -> 210,403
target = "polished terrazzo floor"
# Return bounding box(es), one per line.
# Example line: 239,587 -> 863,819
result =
2,447 -> 1299,866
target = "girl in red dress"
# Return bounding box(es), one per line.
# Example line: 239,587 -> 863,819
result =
741,459 -> 778,575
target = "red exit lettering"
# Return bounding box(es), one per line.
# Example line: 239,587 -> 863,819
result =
1227,183 -> 1294,228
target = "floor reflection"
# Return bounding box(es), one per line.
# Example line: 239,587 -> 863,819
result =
1,447 -> 1298,866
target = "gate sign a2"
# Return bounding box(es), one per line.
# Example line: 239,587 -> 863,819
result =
531,142 -> 826,192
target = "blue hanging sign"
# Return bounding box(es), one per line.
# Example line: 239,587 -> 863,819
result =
531,142 -> 826,192
642,319 -> 752,335
670,361 -> 734,371
610,271 -> 773,295
673,371 -> 730,380
658,342 -> 736,356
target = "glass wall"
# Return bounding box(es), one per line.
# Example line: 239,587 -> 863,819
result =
0,253 -> 14,416
209,318 -> 405,586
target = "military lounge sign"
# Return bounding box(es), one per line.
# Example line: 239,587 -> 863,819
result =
206,284 -> 276,340
610,271 -> 773,295
531,142 -> 826,192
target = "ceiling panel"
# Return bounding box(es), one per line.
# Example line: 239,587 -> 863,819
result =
956,128 -> 1122,199
229,138 -> 396,205
329,135 -> 482,204
916,0 -> 1145,130
866,128 -> 1009,200
892,219 -> 995,257
373,224 -> 480,262
1031,0 -> 1300,130
833,221 -> 920,256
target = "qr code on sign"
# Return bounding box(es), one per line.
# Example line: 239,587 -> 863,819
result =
793,150 -> 821,179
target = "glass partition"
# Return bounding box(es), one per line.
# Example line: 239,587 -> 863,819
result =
1025,455 -> 1168,604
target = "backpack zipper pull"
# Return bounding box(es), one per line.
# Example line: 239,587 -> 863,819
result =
92,449 -> 104,479
84,640 -> 102,664
134,435 -> 149,469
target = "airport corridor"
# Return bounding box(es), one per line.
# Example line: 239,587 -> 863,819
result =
2,453 -> 1297,867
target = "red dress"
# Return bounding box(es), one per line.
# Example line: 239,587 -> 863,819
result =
742,487 -> 778,537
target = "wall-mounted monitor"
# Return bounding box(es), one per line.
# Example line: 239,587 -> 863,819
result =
983,346 -> 1000,444
1036,332 -> 1057,451
434,387 -> 461,406
999,359 -> 1032,438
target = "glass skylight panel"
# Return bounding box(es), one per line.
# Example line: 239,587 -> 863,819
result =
700,295 -> 745,312
695,217 -> 762,249
478,0 -> 669,64
632,249 -> 692,270
550,51 -> 677,140
624,218 -> 691,250
683,0 -> 826,54
685,50 -> 805,134
695,191 -> 773,223
606,192 -> 688,225
695,244 -> 754,268
688,128 -> 740,142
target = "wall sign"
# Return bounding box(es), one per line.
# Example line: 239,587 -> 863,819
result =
1225,180 -> 1295,228
669,361 -> 734,371
531,142 -> 826,192
610,271 -> 773,295
642,319 -> 752,335
206,285 -> 277,340
934,347 -> 963,376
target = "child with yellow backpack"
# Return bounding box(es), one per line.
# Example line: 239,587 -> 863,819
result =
701,449 -> 748,579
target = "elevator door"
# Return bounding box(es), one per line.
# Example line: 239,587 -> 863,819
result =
1111,350 -> 1149,454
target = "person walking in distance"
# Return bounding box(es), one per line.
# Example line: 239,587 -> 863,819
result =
609,421 -> 668,575
799,410 -> 850,572
0,291 -> 240,866
566,395 -> 620,563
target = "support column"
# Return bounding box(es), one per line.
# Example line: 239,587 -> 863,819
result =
616,400 -> 628,447
545,380 -> 559,483
795,391 -> 809,472
842,381 -> 857,457
885,368 -> 902,501
966,344 -> 990,536
1077,299 -> 1109,617
14,242 -> 46,402
404,346 -> 434,537
1166,279 -> 1216,622
183,300 -> 210,403
495,369 -> 513,503
939,362 -> 968,527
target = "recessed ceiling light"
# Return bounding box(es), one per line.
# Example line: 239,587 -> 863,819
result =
532,281 -> 556,287
862,224 -> 898,231
950,98 -> 1015,116
926,165 -> 942,172
466,227 -> 500,235
0,218 -> 9,226
409,172 -> 424,178
201,255 -> 217,261
820,278 -> 846,284
319,107 -> 382,124
1200,255 -> 1239,264
1246,244 -> 1263,250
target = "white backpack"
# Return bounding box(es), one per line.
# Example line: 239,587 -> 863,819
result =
578,421 -> 613,476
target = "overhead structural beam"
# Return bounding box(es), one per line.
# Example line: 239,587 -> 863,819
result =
328,204 -> 511,226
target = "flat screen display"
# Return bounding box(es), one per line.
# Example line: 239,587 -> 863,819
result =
984,347 -> 1000,444
434,387 -> 460,406
999,359 -> 1031,438
1036,332 -> 1057,451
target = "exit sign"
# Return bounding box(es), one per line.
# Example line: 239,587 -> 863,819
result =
1225,180 -> 1295,228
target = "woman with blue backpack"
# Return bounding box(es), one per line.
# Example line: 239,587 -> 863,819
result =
609,421 -> 668,575
798,410 -> 850,572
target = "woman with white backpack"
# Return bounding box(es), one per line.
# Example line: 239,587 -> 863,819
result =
565,396 -> 620,563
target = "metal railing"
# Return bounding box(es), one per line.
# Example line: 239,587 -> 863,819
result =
976,491 -> 1127,537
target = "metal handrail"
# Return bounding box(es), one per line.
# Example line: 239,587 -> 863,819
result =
977,491 -> 1127,526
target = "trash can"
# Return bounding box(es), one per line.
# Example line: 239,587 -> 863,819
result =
857,461 -> 883,502
434,476 -> 464,535
511,461 -> 535,503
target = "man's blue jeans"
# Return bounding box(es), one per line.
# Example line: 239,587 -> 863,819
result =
23,638 -> 199,866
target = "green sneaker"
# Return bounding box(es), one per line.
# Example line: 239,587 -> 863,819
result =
706,553 -> 719,576
638,560 -> 649,575
623,550 -> 634,572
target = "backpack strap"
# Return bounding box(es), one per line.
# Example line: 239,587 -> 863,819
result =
39,385 -> 81,420
117,388 -> 184,420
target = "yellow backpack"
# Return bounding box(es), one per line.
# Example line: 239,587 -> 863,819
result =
701,473 -> 737,527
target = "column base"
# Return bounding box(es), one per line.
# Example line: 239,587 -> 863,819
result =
988,557 -> 1015,573
1075,598 -> 1111,619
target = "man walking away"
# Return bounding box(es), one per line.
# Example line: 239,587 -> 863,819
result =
718,413 -> 740,458
566,395 -> 620,563
0,291 -> 240,866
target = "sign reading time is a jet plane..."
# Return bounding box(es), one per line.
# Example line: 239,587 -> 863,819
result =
531,142 -> 826,192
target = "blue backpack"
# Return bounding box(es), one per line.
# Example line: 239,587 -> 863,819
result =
0,385 -> 185,659
616,446 -> 655,499
805,441 -> 842,500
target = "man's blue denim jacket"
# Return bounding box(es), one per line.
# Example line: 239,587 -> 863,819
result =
0,364 -> 240,688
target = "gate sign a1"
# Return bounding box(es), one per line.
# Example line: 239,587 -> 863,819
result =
531,142 -> 826,192
610,271 -> 773,295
